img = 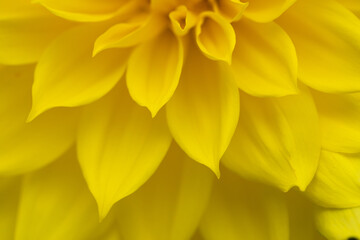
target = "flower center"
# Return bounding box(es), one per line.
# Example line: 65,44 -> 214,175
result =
150,0 -> 246,38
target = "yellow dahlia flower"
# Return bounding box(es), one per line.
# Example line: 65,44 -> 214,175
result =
1,0 -> 360,239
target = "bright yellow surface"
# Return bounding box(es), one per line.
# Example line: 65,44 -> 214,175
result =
0,0 -> 359,239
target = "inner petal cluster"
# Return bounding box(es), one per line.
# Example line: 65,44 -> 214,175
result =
155,0 -> 247,63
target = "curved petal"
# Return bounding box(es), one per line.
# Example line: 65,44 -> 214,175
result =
127,30 -> 183,116
312,91 -> 360,153
286,191 -> 326,240
337,0 -> 360,15
34,0 -> 132,22
29,25 -> 130,121
306,151 -> 360,208
93,14 -> 166,55
166,45 -> 240,177
213,0 -> 248,22
278,0 -> 360,93
151,0 -> 179,12
231,19 -> 298,97
115,144 -> 214,240
15,151 -> 101,240
0,177 -> 21,240
223,86 -> 320,191
200,169 -> 289,240
195,12 -> 236,64
0,2 -> 72,65
169,6 -> 197,36
315,206 -> 360,240
77,84 -> 172,220
243,0 -> 296,22
0,66 -> 77,175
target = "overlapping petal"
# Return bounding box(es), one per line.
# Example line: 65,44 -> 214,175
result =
166,46 -> 240,177
77,84 -> 172,220
169,6 -> 197,36
231,19 -> 298,97
34,0 -> 134,22
244,0 -> 296,22
29,25 -> 130,121
0,66 -> 77,175
0,1 -> 72,65
200,169 -> 289,240
93,14 -> 166,55
312,91 -> 360,153
315,206 -> 360,240
337,0 -> 360,16
286,191 -> 326,240
115,144 -> 214,240
212,0 -> 248,22
0,177 -> 20,240
195,12 -> 236,63
127,30 -> 183,116
223,86 -> 320,191
278,0 -> 360,93
15,151 -> 101,240
151,0 -> 180,12
306,151 -> 360,208
0,0 -> 358,239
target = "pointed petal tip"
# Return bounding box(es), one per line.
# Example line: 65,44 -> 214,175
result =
148,106 -> 161,118
206,162 -> 221,179
131,102 -> 160,118
297,181 -> 309,192
26,102 -> 53,122
92,43 -> 103,58
130,97 -> 163,118
92,49 -> 99,58
26,107 -> 42,123
215,169 -> 221,179
192,155 -> 220,179
97,200 -> 113,223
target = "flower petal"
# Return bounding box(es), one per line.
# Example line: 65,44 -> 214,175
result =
127,30 -> 183,116
34,0 -> 130,22
243,0 -> 296,22
93,14 -> 166,55
315,206 -> 360,240
0,177 -> 21,240
115,144 -> 214,240
306,151 -> 360,208
312,91 -> 360,153
15,150 -> 101,240
77,84 -> 172,220
213,0 -> 248,22
223,86 -> 320,191
0,66 -> 77,175
231,19 -> 298,97
169,6 -> 197,36
337,0 -> 360,15
286,191 -> 326,240
195,12 -> 236,64
0,2 -> 72,65
29,25 -> 130,121
93,228 -> 122,240
151,0 -> 179,12
278,0 -> 360,93
166,45 -> 240,177
199,169 -> 289,240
